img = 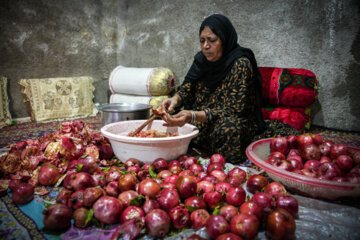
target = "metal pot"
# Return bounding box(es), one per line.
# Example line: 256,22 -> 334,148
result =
99,103 -> 152,127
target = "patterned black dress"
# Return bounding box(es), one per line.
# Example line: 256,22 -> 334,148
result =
176,57 -> 298,163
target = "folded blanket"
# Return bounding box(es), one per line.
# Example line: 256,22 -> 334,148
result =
260,67 -> 318,107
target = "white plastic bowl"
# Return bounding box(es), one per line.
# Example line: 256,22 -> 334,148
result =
101,120 -> 199,164
246,138 -> 360,200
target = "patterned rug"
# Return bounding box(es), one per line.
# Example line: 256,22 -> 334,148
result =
1,114 -> 359,149
0,116 -> 359,239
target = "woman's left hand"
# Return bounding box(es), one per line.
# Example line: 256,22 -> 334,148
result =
161,110 -> 192,127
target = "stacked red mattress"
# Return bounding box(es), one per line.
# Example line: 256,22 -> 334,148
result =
259,67 -> 318,131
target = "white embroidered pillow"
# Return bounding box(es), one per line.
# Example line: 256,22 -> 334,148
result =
19,77 -> 96,122
0,76 -> 12,128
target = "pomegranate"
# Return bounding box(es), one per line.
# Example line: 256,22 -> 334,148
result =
264,182 -> 288,197
164,174 -> 178,184
43,203 -> 72,231
160,182 -> 176,190
125,158 -> 142,168
91,171 -> 107,187
276,195 -> 299,217
335,155 -> 353,171
77,155 -> 100,174
118,190 -> 139,209
169,165 -> 182,175
297,134 -> 313,147
205,214 -> 230,239
210,170 -> 227,182
288,158 -> 304,170
83,187 -> 104,207
190,209 -> 210,229
207,163 -> 224,173
169,205 -> 190,229
272,160 -> 294,172
98,143 -> 114,160
303,159 -> 321,171
230,213 -> 260,240
64,172 -> 95,191
201,175 -> 218,184
197,180 -> 215,195
317,162 -> 342,180
56,189 -> 72,205
138,179 -> 160,199
239,200 -> 264,220
168,160 -> 181,168
38,163 -> 61,186
157,188 -> 180,212
287,149 -> 300,158
300,143 -> 321,161
69,190 -> 85,210
179,169 -> 195,176
330,143 -> 348,160
246,174 -> 269,194
120,206 -> 145,224
286,135 -> 298,149
215,181 -> 233,195
93,196 -> 123,224
106,166 -> 123,182
152,158 -> 168,172
266,208 -> 296,240
128,165 -> 140,174
142,196 -> 160,214
12,182 -> 34,204
184,156 -> 198,169
73,207 -> 89,228
118,173 -> 138,192
227,167 -> 247,183
184,196 -> 207,210
227,176 -> 243,187
270,136 -> 289,155
157,170 -> 173,180
216,233 -> 243,240
145,209 -> 171,238
219,204 -> 238,222
252,192 -> 275,210
319,143 -> 331,156
226,187 -> 246,207
353,151 -> 360,165
189,163 -> 204,176
110,218 -> 144,240
105,180 -> 119,196
270,151 -> 286,160
175,175 -> 197,199
210,153 -> 226,166
203,191 -> 223,209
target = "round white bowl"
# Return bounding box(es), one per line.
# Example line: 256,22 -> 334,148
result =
246,138 -> 360,200
101,120 -> 199,164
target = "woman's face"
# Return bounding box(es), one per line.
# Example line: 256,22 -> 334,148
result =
200,26 -> 223,62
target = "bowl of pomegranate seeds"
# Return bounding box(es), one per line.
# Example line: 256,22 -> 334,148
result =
101,120 -> 199,164
246,134 -> 360,200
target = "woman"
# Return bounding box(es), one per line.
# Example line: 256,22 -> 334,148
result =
160,14 -> 296,163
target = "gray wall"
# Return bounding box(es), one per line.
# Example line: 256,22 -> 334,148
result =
1,0 -> 359,131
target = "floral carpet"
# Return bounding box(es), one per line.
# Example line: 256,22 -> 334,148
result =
0,115 -> 359,239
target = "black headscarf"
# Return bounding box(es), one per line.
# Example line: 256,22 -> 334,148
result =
184,14 -> 265,132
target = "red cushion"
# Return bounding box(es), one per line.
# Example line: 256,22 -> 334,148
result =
259,67 -> 318,107
262,106 -> 311,131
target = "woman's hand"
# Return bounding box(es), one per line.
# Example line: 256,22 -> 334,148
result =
162,110 -> 192,127
160,94 -> 181,113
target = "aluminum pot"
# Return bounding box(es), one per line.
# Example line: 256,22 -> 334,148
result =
99,103 -> 152,127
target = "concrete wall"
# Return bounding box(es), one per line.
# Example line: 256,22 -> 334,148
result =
1,0 -> 359,131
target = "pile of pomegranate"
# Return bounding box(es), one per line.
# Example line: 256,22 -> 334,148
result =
268,133 -> 360,183
0,120 -> 300,240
